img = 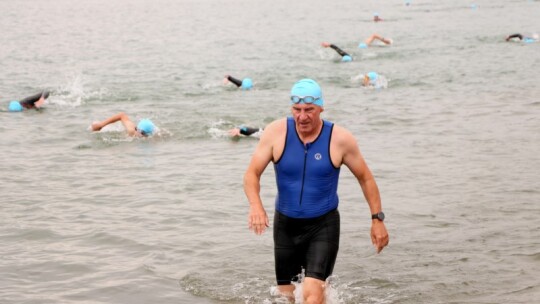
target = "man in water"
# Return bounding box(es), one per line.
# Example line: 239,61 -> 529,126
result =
228,126 -> 263,137
90,112 -> 155,137
360,71 -> 388,89
7,91 -> 50,112
223,74 -> 253,90
505,33 -> 539,43
321,42 -> 353,62
243,79 -> 389,303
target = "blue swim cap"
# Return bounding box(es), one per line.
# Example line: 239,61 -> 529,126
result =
341,55 -> 353,62
137,119 -> 155,136
8,101 -> 23,112
367,72 -> 378,81
290,79 -> 324,107
358,43 -> 368,49
524,38 -> 535,44
241,78 -> 253,90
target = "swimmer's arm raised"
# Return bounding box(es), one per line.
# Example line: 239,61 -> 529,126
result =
321,42 -> 349,57
224,75 -> 243,87
91,112 -> 137,136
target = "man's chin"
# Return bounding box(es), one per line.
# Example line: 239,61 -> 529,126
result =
297,125 -> 312,132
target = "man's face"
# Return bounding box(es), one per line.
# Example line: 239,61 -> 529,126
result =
291,103 -> 323,134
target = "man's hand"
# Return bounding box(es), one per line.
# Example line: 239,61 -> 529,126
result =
371,221 -> 389,253
248,204 -> 269,235
228,128 -> 241,137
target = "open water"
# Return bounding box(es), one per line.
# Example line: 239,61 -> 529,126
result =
1,0 -> 539,303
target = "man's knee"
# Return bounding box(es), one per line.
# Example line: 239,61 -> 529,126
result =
303,277 -> 326,304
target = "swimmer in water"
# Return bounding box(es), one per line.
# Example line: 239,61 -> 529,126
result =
363,72 -> 378,87
353,71 -> 388,89
359,33 -> 393,48
321,42 -> 353,62
228,126 -> 263,137
373,13 -> 383,22
505,33 -> 539,43
223,75 -> 253,90
6,91 -> 50,112
90,112 -> 156,137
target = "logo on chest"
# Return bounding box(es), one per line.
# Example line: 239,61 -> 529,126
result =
314,153 -> 322,160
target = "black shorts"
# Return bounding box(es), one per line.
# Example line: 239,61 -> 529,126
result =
273,209 -> 340,285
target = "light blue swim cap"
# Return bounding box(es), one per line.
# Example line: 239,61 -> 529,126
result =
367,72 -> 378,81
241,78 -> 253,90
8,101 -> 23,112
358,43 -> 368,49
137,119 -> 155,136
524,38 -> 535,44
290,79 -> 324,107
341,55 -> 353,62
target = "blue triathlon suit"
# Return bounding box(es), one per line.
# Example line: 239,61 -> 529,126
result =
273,117 -> 341,284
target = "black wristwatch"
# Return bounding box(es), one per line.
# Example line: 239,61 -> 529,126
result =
371,212 -> 385,221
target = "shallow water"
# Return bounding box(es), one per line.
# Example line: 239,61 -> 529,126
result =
1,0 -> 539,303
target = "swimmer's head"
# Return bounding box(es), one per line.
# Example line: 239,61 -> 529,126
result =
241,78 -> 253,90
290,79 -> 324,107
137,119 -> 155,136
8,101 -> 23,112
367,72 -> 378,81
358,43 -> 368,49
341,55 -> 353,62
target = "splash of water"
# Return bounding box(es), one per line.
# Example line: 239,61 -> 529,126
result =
51,73 -> 110,107
267,270 -> 344,304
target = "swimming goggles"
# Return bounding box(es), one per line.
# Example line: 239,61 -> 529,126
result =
135,127 -> 150,137
290,95 -> 321,104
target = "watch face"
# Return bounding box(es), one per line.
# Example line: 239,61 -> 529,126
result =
377,212 -> 385,221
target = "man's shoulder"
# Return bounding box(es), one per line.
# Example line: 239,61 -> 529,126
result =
330,123 -> 357,144
259,118 -> 287,143
329,123 -> 350,134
